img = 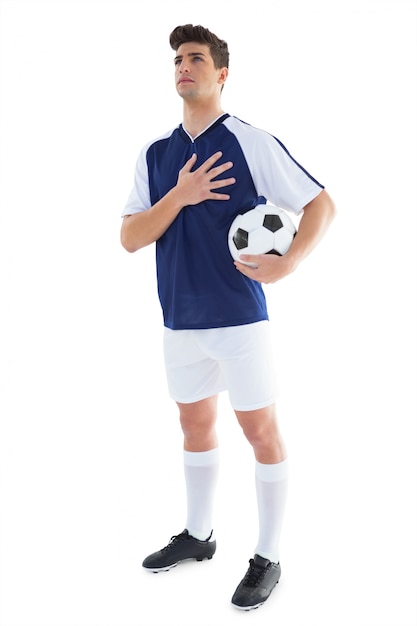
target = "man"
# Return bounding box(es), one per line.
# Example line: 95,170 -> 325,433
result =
121,24 -> 335,610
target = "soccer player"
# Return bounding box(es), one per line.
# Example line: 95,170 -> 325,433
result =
120,24 -> 336,610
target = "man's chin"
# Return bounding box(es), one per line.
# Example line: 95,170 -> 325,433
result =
177,86 -> 198,99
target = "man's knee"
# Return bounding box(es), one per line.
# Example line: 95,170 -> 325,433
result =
177,397 -> 218,439
235,405 -> 278,446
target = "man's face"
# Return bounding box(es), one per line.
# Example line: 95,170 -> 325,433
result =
174,42 -> 227,101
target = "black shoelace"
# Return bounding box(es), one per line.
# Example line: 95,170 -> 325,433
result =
161,532 -> 189,553
243,559 -> 270,588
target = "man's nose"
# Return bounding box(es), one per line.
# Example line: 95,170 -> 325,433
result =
179,60 -> 190,73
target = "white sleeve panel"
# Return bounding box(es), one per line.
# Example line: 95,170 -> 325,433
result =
224,117 -> 323,215
121,128 -> 175,218
121,145 -> 152,217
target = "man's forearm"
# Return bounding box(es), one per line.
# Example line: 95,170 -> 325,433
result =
286,189 -> 336,269
120,187 -> 185,253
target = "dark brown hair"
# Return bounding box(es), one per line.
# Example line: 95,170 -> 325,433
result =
169,24 -> 229,69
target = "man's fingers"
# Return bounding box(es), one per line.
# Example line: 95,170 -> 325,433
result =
207,161 -> 234,179
201,150 -> 224,169
182,151 -> 233,177
198,151 -> 233,175
179,150 -> 235,202
210,176 -> 236,190
182,152 -> 198,171
210,192 -> 231,200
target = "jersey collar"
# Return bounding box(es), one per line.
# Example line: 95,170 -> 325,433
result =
180,113 -> 230,142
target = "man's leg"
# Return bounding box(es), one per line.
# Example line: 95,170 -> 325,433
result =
142,396 -> 219,571
178,396 -> 219,540
235,403 -> 286,464
235,403 -> 288,560
178,395 -> 218,452
232,404 -> 288,609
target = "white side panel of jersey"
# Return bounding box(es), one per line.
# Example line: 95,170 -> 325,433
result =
223,117 -> 323,215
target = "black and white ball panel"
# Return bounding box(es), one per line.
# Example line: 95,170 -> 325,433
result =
228,204 -> 297,265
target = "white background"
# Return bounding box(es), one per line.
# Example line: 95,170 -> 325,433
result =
0,0 -> 416,625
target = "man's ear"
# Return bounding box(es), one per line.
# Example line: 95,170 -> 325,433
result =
218,67 -> 229,86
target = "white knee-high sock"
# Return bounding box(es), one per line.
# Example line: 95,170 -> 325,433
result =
255,458 -> 289,563
184,448 -> 219,541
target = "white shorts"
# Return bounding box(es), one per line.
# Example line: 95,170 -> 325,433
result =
163,321 -> 278,411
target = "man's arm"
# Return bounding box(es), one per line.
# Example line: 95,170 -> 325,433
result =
235,189 -> 336,284
121,151 -> 235,253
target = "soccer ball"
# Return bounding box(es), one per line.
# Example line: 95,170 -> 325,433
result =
228,203 -> 297,267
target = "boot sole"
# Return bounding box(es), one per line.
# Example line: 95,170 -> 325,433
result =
144,553 -> 214,573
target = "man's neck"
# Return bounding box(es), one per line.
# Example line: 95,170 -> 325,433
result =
182,102 -> 225,139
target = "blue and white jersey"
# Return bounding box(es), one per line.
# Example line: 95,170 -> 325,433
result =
122,114 -> 324,330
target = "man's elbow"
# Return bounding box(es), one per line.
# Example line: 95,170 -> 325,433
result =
120,216 -> 139,253
326,190 -> 337,221
314,188 -> 337,224
120,227 -> 139,253
322,189 -> 336,217
120,234 -> 139,254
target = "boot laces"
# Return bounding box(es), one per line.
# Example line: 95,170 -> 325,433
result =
161,531 -> 189,553
243,558 -> 270,588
